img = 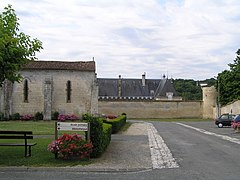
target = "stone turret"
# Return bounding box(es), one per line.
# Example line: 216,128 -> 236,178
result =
202,86 -> 217,119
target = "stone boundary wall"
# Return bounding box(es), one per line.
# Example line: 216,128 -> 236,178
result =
221,100 -> 240,115
98,100 -> 203,119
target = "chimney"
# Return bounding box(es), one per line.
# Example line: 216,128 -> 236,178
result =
142,72 -> 146,86
118,75 -> 122,97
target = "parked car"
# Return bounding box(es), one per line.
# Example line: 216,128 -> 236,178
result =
215,113 -> 236,128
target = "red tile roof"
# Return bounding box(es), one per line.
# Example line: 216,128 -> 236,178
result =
22,61 -> 95,71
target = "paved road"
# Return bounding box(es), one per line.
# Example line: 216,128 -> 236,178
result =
1,121 -> 240,180
153,121 -> 240,179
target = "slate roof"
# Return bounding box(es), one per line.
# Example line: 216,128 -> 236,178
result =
22,61 -> 95,71
98,78 -> 178,98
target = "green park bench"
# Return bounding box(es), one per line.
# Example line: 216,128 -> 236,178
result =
0,130 -> 37,157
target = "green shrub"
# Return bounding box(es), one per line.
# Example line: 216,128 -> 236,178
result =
0,112 -> 4,121
102,123 -> 112,151
51,111 -> 59,120
103,114 -> 127,134
35,112 -> 43,120
82,113 -> 92,120
12,113 -> 21,120
85,114 -> 112,158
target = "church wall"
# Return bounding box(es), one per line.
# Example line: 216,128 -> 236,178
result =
98,100 -> 203,118
51,70 -> 95,115
11,69 -> 97,117
12,72 -> 44,115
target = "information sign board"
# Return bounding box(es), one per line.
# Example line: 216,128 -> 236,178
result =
57,122 -> 88,131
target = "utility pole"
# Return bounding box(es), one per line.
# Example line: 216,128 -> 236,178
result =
214,75 -> 221,118
217,76 -> 221,117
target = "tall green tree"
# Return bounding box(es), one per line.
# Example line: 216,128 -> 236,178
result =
173,78 -> 216,101
173,79 -> 202,101
218,49 -> 240,105
0,5 -> 42,86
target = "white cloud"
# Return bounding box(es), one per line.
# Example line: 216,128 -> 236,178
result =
1,0 -> 240,80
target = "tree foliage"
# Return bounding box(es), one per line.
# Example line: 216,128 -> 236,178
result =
173,78 -> 216,101
217,49 -> 240,105
0,5 -> 42,86
173,79 -> 202,100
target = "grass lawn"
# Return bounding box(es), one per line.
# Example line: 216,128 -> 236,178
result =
0,120 -> 96,167
0,120 -> 55,135
0,138 -> 94,167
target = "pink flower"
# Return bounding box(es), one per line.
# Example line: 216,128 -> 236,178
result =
47,133 -> 93,160
57,114 -> 79,121
21,114 -> 34,120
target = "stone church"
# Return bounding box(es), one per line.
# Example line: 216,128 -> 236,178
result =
0,61 -> 98,120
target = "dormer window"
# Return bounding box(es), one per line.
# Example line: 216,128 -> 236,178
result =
150,90 -> 154,96
166,92 -> 173,100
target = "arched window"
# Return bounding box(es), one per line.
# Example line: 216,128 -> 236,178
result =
66,80 -> 72,103
23,79 -> 29,102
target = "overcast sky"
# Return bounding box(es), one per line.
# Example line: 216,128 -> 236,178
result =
1,0 -> 240,80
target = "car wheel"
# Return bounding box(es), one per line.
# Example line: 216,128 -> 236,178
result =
218,123 -> 223,128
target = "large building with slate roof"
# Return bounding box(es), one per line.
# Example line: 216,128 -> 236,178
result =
98,74 -> 182,101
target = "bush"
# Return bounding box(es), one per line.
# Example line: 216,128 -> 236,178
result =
52,111 -> 59,120
48,133 -> 93,160
0,112 -> 4,121
84,114 -> 112,158
103,114 -> 127,134
12,113 -> 21,120
82,113 -> 92,120
34,112 -> 43,120
121,112 -> 126,116
102,123 -> 112,151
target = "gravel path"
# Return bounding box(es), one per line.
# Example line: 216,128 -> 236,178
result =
81,122 -> 179,171
80,122 -> 152,171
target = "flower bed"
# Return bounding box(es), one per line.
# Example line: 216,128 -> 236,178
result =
57,114 -> 79,121
232,122 -> 240,132
20,114 -> 34,120
48,133 -> 93,160
106,114 -> 118,119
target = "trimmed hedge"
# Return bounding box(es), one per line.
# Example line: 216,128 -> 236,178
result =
103,115 -> 127,134
84,114 -> 112,158
102,123 -> 112,154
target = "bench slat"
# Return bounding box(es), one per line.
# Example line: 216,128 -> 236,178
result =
0,143 -> 37,146
0,131 -> 33,135
0,136 -> 33,139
